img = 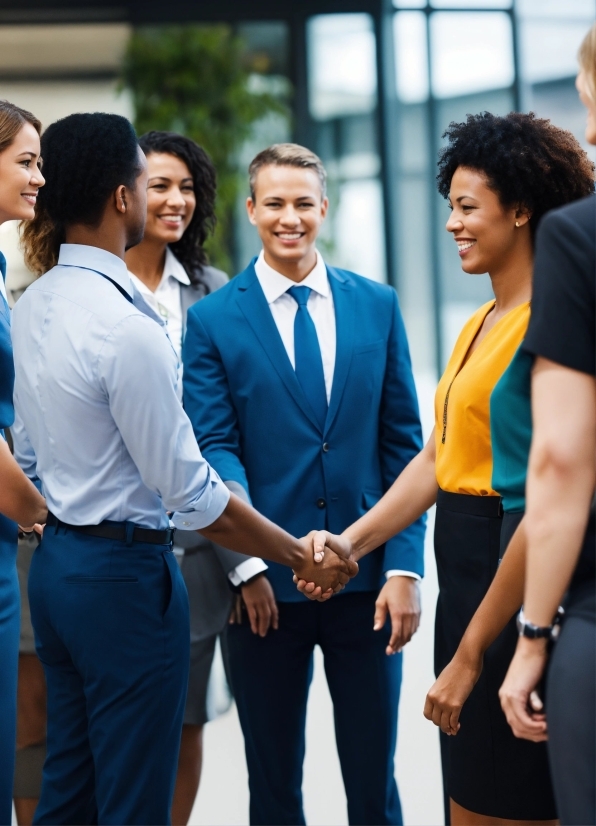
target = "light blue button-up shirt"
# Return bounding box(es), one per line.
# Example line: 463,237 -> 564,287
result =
11,244 -> 230,530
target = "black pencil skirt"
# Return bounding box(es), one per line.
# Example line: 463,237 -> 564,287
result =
434,490 -> 557,821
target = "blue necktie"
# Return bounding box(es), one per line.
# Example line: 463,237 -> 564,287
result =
288,286 -> 327,429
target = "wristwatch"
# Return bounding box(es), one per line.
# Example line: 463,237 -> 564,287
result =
516,607 -> 564,641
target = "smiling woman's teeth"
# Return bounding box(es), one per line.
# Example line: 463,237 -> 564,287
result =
278,233 -> 301,239
457,241 -> 476,252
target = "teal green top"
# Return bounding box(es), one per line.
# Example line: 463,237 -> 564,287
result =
490,344 -> 533,513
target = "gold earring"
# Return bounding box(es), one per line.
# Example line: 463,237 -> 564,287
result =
515,221 -> 520,227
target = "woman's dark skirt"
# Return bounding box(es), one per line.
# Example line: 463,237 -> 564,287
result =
434,490 -> 557,820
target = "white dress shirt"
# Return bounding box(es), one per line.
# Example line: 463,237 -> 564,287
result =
129,247 -> 188,361
254,250 -> 419,583
12,244 -> 230,531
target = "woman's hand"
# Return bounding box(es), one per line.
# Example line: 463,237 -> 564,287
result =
424,651 -> 483,735
499,637 -> 549,742
293,531 -> 356,600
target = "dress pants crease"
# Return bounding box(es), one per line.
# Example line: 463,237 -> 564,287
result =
29,527 -> 190,826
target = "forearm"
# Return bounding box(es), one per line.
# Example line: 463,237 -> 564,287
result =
523,361 -> 596,626
198,492 -> 304,569
524,462 -> 593,625
345,435 -> 437,561
0,440 -> 46,526
457,520 -> 526,660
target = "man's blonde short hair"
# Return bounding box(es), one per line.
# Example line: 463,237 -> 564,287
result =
579,22 -> 596,103
248,143 -> 327,200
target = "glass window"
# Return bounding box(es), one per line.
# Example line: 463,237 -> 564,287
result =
394,12 -> 429,103
431,0 -> 512,7
307,14 -> 377,120
430,12 -> 515,98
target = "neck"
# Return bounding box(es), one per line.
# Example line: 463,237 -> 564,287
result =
263,247 -> 318,283
488,239 -> 533,315
65,223 -> 127,261
125,238 -> 168,292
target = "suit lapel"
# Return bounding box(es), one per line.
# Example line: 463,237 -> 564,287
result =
325,267 -> 355,435
235,262 -> 322,432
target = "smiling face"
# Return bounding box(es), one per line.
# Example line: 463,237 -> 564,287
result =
445,166 -> 530,275
0,121 -> 44,223
142,152 -> 196,245
246,164 -> 328,270
576,69 -> 596,146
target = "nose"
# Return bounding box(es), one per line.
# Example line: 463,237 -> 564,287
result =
279,205 -> 300,227
33,168 -> 45,187
167,187 -> 186,209
445,210 -> 462,233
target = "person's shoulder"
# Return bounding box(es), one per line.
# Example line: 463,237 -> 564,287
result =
186,264 -> 229,293
327,265 -> 395,301
187,266 -> 246,322
539,194 -> 595,241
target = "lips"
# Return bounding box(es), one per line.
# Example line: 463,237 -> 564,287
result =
22,193 -> 37,205
456,239 -> 476,256
276,232 -> 304,241
159,214 -> 184,225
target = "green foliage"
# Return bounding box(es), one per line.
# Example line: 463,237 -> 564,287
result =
121,25 -> 288,272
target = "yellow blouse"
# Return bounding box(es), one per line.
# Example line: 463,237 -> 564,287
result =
435,300 -> 531,496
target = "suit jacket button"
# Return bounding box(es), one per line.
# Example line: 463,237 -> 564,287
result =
316,498 -> 326,509
322,442 -> 329,453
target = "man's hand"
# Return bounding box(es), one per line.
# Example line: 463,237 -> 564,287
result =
423,651 -> 483,735
293,531 -> 356,600
374,576 -> 421,654
229,574 -> 279,637
499,637 -> 549,742
292,531 -> 358,599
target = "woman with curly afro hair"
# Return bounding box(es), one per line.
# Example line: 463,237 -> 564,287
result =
296,110 -> 594,825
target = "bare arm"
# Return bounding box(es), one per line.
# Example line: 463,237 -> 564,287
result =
346,429 -> 438,561
500,359 -> 596,742
0,438 -> 47,527
199,492 -> 358,591
424,519 -> 527,734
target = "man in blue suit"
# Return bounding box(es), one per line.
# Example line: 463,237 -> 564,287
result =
183,143 -> 425,825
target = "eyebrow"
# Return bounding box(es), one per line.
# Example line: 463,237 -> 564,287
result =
455,195 -> 478,203
16,151 -> 36,158
148,176 -> 194,184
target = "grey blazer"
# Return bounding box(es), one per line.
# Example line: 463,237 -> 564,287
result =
176,263 -> 255,640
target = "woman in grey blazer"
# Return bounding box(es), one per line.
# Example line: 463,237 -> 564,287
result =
125,131 -> 277,826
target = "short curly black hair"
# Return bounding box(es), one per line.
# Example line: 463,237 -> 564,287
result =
436,111 -> 595,239
21,112 -> 143,274
138,131 -> 217,282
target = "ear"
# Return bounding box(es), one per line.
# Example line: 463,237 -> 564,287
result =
115,185 -> 127,215
514,206 -> 532,227
320,196 -> 329,220
246,196 -> 257,226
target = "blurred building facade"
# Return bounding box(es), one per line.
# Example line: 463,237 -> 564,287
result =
0,0 -> 593,376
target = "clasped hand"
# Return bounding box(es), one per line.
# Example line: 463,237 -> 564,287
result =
293,531 -> 358,598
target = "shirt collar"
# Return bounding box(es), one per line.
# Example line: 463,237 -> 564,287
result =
254,250 -> 329,304
58,244 -> 133,299
163,247 -> 190,286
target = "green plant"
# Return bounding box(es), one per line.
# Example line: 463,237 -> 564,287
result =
121,24 -> 288,272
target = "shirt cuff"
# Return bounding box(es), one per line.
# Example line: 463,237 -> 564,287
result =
385,570 -> 421,582
171,477 -> 231,531
228,558 -> 268,587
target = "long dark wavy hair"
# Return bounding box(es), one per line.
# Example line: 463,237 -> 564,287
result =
138,131 -> 217,284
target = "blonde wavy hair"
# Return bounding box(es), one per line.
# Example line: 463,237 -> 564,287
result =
579,22 -> 596,103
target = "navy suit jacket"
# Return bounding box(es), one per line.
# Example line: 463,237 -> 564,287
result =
183,261 -> 425,601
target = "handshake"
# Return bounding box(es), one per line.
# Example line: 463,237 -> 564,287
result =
292,531 -> 359,601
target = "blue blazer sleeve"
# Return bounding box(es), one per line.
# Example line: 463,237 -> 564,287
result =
182,303 -> 251,500
379,290 -> 426,577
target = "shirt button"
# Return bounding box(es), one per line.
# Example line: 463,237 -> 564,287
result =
322,442 -> 329,453
316,498 -> 326,509
182,521 -> 191,526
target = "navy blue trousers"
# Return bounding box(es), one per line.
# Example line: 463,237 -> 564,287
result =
28,525 -> 190,825
227,590 -> 403,826
0,514 -> 18,826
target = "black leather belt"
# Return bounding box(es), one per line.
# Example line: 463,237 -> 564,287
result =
46,512 -> 176,546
